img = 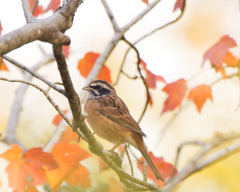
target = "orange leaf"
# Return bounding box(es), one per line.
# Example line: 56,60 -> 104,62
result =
215,67 -> 226,78
224,52 -> 239,67
109,177 -> 124,192
64,163 -> 91,188
46,142 -> 92,191
0,180 -> 1,186
63,45 -> 70,59
52,110 -> 67,126
0,145 -> 59,191
0,145 -> 27,191
61,126 -> 79,142
77,52 -> 112,84
174,0 -> 185,11
44,0 -> 60,13
141,60 -> 166,89
142,0 -> 148,4
162,79 -> 188,114
137,152 -> 177,187
0,58 -> 8,71
187,85 -> 213,113
202,35 -> 237,68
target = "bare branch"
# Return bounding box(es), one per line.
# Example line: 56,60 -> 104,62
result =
122,0 -> 162,31
101,0 -> 120,31
3,55 -> 66,96
123,37 -> 150,124
125,144 -> 134,177
21,0 -> 34,23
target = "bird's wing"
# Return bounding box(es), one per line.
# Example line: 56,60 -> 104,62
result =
95,96 -> 146,137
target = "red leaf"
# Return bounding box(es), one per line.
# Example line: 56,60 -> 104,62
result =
28,0 -> 43,17
141,60 -> 166,89
77,52 -> 112,84
46,142 -> 92,191
187,85 -> 213,113
174,0 -> 185,11
142,0 -> 148,4
202,35 -> 237,68
162,79 -> 188,114
137,152 -> 177,187
224,52 -> 239,67
63,45 -> 70,59
52,110 -> 68,126
44,0 -> 60,13
0,58 -> 8,71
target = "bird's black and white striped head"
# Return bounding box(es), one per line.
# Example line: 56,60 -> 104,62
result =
83,80 -> 115,100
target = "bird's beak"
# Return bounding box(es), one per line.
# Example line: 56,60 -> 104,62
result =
82,86 -> 91,91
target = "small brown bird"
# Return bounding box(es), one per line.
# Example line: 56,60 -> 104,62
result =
83,80 -> 164,181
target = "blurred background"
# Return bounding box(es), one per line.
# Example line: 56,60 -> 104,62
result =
0,0 -> 240,191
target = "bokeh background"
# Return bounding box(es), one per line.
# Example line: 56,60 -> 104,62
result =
0,0 -> 240,191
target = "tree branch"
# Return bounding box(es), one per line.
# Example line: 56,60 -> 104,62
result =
31,0 -> 39,14
122,37 -> 150,124
0,0 -> 84,56
3,55 -> 66,96
101,0 -> 120,32
21,0 -> 34,23
4,54 -> 54,148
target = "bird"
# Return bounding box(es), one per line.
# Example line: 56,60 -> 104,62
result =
82,79 -> 164,181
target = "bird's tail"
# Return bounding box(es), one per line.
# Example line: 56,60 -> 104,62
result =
138,143 -> 164,181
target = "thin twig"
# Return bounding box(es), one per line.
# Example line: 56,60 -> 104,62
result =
21,0 -> 35,23
163,134 -> 240,192
125,144 -> 134,177
100,0 -> 120,31
4,54 -> 54,147
122,37 -> 150,124
121,71 -> 138,80
3,55 -> 66,96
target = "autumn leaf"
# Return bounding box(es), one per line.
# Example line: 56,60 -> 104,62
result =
215,67 -> 226,78
77,52 -> 112,84
109,177 -> 124,192
44,0 -> 60,13
46,142 -> 92,191
63,45 -> 70,59
137,152 -> 177,187
61,126 -> 79,142
202,35 -> 237,68
28,0 -> 43,17
224,52 -> 239,67
141,60 -> 166,89
162,79 -> 188,114
0,57 -> 8,71
0,145 -> 58,191
52,110 -> 68,126
142,0 -> 148,4
174,0 -> 185,11
187,85 -> 213,113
